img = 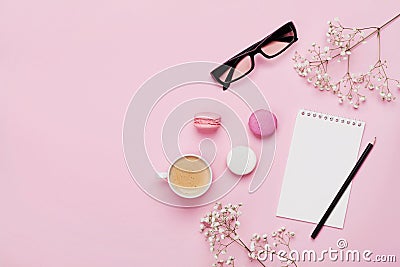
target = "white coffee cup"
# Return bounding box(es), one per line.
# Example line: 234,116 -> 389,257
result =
157,154 -> 212,198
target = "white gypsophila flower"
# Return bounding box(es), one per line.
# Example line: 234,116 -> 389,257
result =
262,234 -> 267,240
293,17 -> 400,108
200,203 -> 298,267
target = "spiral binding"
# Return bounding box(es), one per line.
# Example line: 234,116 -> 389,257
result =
299,109 -> 364,127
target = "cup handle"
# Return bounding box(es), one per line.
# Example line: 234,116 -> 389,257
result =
156,172 -> 168,179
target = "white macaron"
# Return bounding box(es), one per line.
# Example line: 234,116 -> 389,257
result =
226,146 -> 257,175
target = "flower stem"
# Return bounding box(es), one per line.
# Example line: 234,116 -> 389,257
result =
347,54 -> 350,74
235,239 -> 267,267
331,13 -> 400,60
377,29 -> 381,61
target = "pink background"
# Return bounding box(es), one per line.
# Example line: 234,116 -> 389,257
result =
1,0 -> 400,266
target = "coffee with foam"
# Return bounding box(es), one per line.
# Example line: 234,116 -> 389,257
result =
169,155 -> 211,197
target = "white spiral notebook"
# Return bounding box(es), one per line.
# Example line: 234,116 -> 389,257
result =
277,109 -> 365,228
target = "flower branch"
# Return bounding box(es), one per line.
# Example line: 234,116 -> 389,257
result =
293,14 -> 400,108
200,203 -> 298,267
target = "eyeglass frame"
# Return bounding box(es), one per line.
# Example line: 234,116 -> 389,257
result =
210,21 -> 298,90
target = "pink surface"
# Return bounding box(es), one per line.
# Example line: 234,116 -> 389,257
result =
1,1 -> 400,266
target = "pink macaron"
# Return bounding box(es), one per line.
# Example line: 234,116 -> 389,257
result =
194,112 -> 221,131
248,109 -> 277,137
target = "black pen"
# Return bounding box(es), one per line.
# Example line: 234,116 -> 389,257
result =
311,137 -> 376,239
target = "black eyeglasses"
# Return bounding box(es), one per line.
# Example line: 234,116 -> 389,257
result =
211,21 -> 298,90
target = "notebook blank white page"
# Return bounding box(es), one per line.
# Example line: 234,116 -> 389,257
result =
277,109 -> 365,228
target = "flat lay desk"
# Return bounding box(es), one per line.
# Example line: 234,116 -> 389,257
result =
1,0 -> 399,266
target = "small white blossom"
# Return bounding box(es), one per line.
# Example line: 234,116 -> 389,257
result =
292,17 -> 399,107
200,203 -> 298,267
262,234 -> 268,240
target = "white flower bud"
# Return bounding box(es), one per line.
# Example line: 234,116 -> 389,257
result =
262,234 -> 268,240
